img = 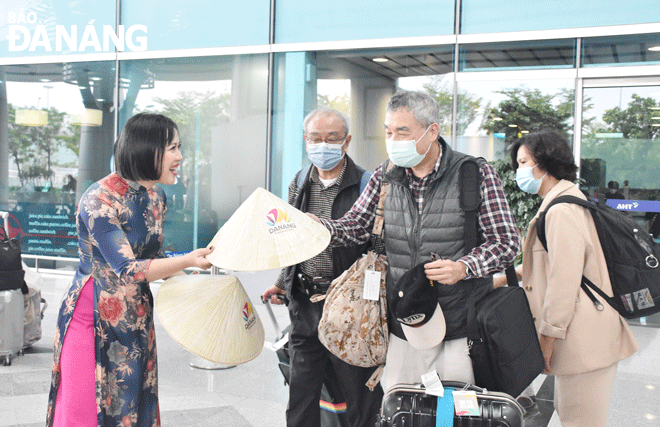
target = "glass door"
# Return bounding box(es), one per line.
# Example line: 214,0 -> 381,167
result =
580,77 -> 660,325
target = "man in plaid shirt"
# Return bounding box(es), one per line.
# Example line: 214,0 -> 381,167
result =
317,90 -> 520,390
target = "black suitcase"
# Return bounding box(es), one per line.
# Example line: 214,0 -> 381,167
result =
379,381 -> 525,427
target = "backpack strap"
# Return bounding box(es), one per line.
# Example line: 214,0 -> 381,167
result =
372,161 -> 394,237
359,170 -> 372,194
295,165 -> 312,189
459,159 -> 481,251
536,195 -> 608,312
459,159 -> 518,286
536,195 -> 592,250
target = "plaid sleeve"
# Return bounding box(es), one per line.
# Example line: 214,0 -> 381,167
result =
321,165 -> 383,247
460,163 -> 521,277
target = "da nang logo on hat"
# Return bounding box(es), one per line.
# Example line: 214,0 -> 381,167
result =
266,208 -> 296,233
243,302 -> 257,329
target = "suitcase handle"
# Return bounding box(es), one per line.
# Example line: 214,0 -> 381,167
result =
434,381 -> 485,393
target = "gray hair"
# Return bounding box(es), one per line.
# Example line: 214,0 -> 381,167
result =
303,107 -> 350,136
386,90 -> 440,129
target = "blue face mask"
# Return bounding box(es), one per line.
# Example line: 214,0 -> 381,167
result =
385,126 -> 432,168
307,140 -> 345,171
516,164 -> 546,194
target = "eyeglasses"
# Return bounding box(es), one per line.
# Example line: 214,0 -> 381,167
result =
305,136 -> 346,144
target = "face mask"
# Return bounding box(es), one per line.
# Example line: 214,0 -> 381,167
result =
307,140 -> 345,171
386,126 -> 433,168
516,164 -> 547,194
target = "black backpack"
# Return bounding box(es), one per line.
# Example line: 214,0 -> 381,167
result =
537,195 -> 660,319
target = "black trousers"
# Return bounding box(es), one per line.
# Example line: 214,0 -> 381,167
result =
286,286 -> 384,427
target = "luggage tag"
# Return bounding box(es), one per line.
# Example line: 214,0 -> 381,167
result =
363,270 -> 381,301
421,369 -> 444,397
452,389 -> 480,417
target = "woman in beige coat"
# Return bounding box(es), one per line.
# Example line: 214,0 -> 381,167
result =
510,130 -> 638,427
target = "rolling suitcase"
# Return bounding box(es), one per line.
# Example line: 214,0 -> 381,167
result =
0,289 -> 24,365
22,261 -> 47,348
23,286 -> 47,348
265,300 -> 349,427
0,212 -> 25,366
379,381 -> 525,427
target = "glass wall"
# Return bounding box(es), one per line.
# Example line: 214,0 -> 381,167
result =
2,0 -> 660,261
461,0 -> 660,34
460,40 -> 576,71
269,43 -> 584,196
270,46 -> 455,198
581,81 -> 660,228
0,60 -> 115,258
455,76 -> 575,160
118,54 -> 269,253
120,0 -> 271,50
582,34 -> 660,67
274,0 -> 455,44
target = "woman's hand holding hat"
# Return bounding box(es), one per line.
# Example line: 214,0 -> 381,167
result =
187,246 -> 214,270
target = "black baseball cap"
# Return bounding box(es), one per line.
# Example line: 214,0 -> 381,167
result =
388,262 -> 446,350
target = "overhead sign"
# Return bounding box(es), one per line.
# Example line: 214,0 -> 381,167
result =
605,199 -> 660,213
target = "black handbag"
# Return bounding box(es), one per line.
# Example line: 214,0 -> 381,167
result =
0,217 -> 28,294
467,283 -> 544,398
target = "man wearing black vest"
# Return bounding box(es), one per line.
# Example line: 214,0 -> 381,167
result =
262,107 -> 383,427
318,91 -> 520,389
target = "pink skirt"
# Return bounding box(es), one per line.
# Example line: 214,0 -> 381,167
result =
54,276 -> 97,426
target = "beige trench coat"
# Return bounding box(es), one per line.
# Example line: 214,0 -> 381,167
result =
522,180 -> 638,376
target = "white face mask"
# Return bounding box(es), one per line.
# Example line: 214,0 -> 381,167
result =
385,126 -> 433,168
515,164 -> 547,194
306,140 -> 346,171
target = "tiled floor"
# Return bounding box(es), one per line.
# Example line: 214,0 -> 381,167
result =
1,268 -> 659,426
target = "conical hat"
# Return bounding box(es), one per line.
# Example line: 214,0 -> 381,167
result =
206,187 -> 331,271
156,274 -> 265,365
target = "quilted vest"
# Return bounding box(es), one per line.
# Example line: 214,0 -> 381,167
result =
383,141 -> 492,341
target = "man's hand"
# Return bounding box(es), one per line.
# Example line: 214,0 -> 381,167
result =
493,275 -> 508,288
424,259 -> 468,285
262,285 -> 286,305
306,212 -> 321,223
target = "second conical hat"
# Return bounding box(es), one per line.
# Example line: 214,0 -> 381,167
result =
206,187 -> 331,271
156,274 -> 265,365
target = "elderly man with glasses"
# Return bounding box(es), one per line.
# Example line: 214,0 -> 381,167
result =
263,107 -> 382,427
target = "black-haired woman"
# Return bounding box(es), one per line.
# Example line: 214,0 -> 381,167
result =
47,113 -> 215,427
511,130 -> 638,427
